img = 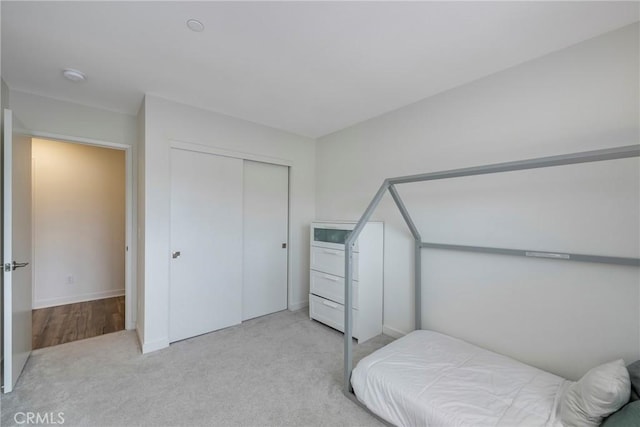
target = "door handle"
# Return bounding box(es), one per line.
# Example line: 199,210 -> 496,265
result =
4,261 -> 29,272
172,251 -> 181,259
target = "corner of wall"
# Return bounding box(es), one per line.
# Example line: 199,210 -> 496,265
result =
136,326 -> 169,354
288,301 -> 309,312
0,77 -> 9,368
140,337 -> 169,354
382,325 -> 408,339
135,96 -> 146,342
1,78 -> 9,108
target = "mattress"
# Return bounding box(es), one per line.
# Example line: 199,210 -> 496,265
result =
351,330 -> 568,427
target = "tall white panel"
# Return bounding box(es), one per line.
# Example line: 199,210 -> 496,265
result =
169,149 -> 243,342
242,161 -> 289,320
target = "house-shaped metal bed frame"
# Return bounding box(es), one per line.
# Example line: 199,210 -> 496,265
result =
342,144 -> 640,397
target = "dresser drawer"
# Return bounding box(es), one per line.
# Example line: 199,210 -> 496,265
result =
310,270 -> 359,309
310,246 -> 359,280
311,223 -> 360,252
309,294 -> 358,337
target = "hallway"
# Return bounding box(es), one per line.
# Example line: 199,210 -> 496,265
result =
32,296 -> 125,349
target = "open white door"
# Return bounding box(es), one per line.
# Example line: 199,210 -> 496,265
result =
3,109 -> 32,393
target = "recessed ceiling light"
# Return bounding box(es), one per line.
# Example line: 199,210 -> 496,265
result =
186,19 -> 204,32
62,68 -> 87,82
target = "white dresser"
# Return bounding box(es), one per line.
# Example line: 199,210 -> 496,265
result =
309,221 -> 383,343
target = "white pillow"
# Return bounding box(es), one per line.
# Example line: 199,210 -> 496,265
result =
560,359 -> 631,427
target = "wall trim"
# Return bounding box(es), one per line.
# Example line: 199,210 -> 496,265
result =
18,129 -> 131,150
136,327 -> 144,353
383,325 -> 408,339
33,289 -> 125,309
141,337 -> 169,354
169,139 -> 294,167
288,301 -> 309,312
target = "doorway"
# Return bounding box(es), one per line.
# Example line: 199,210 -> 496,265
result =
30,138 -> 126,349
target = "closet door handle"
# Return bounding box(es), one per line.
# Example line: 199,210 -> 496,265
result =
323,275 -> 339,282
172,251 -> 181,259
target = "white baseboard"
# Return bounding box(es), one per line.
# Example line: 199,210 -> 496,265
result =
33,289 -> 125,309
383,325 -> 408,339
288,300 -> 309,312
136,328 -> 144,352
141,336 -> 169,354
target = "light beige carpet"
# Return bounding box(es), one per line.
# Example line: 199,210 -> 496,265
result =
1,308 -> 393,426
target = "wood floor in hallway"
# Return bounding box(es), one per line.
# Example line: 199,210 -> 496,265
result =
32,296 -> 125,349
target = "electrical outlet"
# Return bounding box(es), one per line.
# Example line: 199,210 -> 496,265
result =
67,275 -> 75,285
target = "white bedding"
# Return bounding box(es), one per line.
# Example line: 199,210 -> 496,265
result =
351,330 -> 568,427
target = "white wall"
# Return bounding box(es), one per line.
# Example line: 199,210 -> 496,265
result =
31,138 -> 125,308
139,95 -> 315,353
9,91 -> 137,146
316,23 -> 639,380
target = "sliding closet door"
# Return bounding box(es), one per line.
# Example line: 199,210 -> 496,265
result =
242,161 -> 289,320
169,149 -> 243,342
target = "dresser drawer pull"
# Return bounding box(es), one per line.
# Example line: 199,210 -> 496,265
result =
323,250 -> 341,256
322,299 -> 339,309
323,275 -> 339,282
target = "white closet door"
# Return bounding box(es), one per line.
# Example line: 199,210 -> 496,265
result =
170,149 -> 243,342
242,161 -> 288,321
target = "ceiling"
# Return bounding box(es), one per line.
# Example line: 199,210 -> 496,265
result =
2,1 -> 638,138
